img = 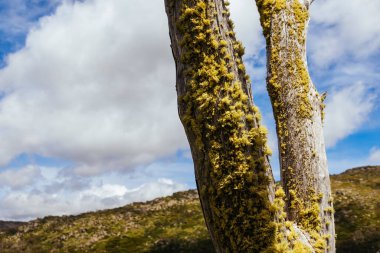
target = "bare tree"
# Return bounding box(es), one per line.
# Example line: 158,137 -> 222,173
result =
255,0 -> 335,252
164,0 -> 334,252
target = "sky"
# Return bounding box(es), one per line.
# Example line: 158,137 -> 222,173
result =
0,0 -> 379,221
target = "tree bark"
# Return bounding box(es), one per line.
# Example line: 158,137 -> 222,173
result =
164,0 -> 277,251
164,0 -> 334,252
255,0 -> 335,252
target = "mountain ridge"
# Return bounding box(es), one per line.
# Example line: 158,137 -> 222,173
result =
0,166 -> 379,253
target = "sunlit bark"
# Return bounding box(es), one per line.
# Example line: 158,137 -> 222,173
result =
164,0 -> 334,252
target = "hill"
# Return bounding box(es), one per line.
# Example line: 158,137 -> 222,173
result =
0,221 -> 25,234
0,166 -> 379,253
331,166 -> 380,253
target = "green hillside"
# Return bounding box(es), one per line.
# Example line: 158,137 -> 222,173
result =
0,166 -> 379,253
331,166 -> 380,253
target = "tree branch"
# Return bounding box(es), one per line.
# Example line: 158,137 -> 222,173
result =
306,0 -> 316,7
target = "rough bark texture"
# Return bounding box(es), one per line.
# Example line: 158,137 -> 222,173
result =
255,0 -> 335,252
164,0 -> 277,251
164,0 -> 333,252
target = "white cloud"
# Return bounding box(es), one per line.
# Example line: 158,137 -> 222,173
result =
368,147 -> 380,164
0,169 -> 187,221
324,83 -> 375,148
229,0 -> 263,57
0,165 -> 43,189
0,0 -> 379,221
0,0 -> 268,176
120,178 -> 186,204
83,183 -> 128,198
0,0 -> 188,174
0,0 -> 62,55
310,0 -> 380,67
0,160 -> 192,220
0,0 -> 263,220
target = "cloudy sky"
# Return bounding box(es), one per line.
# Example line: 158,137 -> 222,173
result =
0,0 -> 379,221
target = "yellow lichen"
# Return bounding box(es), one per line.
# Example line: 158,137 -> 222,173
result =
177,0 -> 279,251
255,0 -> 331,252
173,0 -> 331,252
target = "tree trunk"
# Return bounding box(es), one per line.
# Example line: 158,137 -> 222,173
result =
164,0 -> 334,252
255,0 -> 335,252
164,0 -> 277,251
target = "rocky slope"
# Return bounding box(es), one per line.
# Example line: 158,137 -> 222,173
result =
0,166 -> 379,253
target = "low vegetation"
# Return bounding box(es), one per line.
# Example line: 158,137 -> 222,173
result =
331,166 -> 380,253
0,166 -> 379,253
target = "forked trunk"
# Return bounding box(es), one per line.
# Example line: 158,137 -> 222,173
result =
256,0 -> 335,252
164,0 -> 334,252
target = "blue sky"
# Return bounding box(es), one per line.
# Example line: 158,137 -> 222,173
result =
0,0 -> 379,221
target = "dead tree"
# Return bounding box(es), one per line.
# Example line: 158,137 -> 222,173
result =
164,0 -> 334,252
255,0 -> 335,252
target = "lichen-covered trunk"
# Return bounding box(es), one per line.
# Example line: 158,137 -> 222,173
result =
164,0 -> 277,252
256,0 -> 335,252
165,0 -> 333,252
